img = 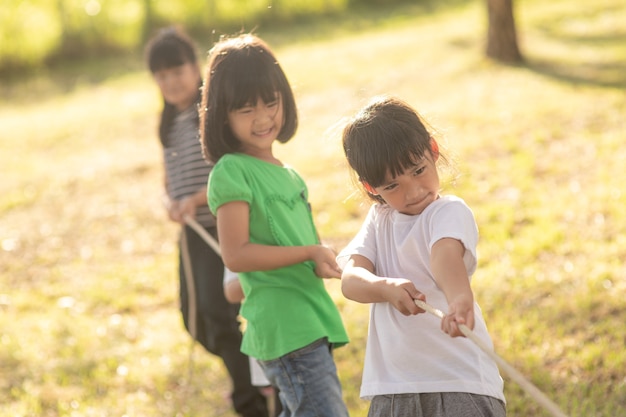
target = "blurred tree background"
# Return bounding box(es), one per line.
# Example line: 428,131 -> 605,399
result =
0,0 -> 437,75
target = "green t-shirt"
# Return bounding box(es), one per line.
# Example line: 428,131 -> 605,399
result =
208,153 -> 348,360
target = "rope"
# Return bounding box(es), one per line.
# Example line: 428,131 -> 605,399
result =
414,299 -> 569,417
180,226 -> 198,339
180,225 -> 198,399
184,214 -> 567,416
184,215 -> 279,417
184,215 -> 222,255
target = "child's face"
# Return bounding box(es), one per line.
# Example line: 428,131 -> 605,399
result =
153,62 -> 200,111
227,94 -> 284,157
370,154 -> 440,215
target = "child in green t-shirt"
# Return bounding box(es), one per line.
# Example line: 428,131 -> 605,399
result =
200,33 -> 350,417
145,27 -> 268,417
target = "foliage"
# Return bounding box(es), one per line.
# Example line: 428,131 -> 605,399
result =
1,0 -> 626,416
0,0 -> 458,75
0,0 -> 347,73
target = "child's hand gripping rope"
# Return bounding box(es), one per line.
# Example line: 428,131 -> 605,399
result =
414,299 -> 570,417
187,213 -> 570,417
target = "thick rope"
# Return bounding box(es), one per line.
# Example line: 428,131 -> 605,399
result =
414,299 -> 569,417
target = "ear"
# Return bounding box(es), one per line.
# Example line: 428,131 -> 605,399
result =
430,138 -> 439,161
360,180 -> 379,195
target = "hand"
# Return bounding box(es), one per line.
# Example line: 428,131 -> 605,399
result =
441,294 -> 475,337
163,197 -> 183,223
381,278 -> 426,316
310,245 -> 342,279
178,196 -> 198,222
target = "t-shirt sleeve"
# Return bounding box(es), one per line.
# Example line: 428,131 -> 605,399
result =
223,267 -> 239,285
337,205 -> 378,269
429,199 -> 478,277
208,156 -> 252,214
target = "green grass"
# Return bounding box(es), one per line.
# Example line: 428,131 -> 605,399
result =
1,0 -> 625,416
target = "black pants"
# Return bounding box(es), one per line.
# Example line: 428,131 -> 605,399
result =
179,225 -> 268,417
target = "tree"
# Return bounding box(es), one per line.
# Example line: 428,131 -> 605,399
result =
486,0 -> 523,63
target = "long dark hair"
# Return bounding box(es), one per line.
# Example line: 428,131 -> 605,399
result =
145,26 -> 200,147
200,34 -> 298,163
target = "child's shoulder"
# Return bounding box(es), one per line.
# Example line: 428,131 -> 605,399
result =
210,154 -> 249,185
437,194 -> 467,206
368,203 -> 395,221
216,152 -> 245,164
213,153 -> 251,171
428,195 -> 475,220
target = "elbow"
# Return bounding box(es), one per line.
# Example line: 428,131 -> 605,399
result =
340,275 -> 357,301
223,256 -> 245,273
223,255 -> 256,274
221,247 -> 246,272
221,243 -> 253,273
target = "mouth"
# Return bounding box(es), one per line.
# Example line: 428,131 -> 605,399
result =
254,126 -> 274,137
406,194 -> 431,212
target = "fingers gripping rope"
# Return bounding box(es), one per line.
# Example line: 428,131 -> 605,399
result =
183,215 -> 569,417
414,299 -> 570,417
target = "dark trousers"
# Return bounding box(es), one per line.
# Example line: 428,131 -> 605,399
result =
179,225 -> 268,417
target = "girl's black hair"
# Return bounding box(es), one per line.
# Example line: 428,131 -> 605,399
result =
200,34 -> 298,163
145,26 -> 200,147
342,96 -> 437,202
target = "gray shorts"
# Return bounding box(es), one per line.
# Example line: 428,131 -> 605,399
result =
368,392 -> 506,417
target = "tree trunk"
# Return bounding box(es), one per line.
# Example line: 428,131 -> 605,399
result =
486,0 -> 523,63
141,0 -> 153,45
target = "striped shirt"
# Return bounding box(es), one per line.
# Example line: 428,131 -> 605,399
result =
163,105 -> 216,228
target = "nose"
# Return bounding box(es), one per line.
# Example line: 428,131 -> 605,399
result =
263,102 -> 277,116
406,177 -> 424,200
254,102 -> 276,124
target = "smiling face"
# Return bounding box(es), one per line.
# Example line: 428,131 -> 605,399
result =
370,153 -> 440,215
227,94 -> 284,159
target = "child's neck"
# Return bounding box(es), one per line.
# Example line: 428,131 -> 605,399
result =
243,149 -> 283,166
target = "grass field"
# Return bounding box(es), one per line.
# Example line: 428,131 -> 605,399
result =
1,0 -> 625,416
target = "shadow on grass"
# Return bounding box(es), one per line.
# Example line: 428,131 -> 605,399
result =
523,3 -> 626,89
526,58 -> 626,89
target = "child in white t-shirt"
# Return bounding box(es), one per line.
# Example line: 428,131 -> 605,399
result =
338,96 -> 506,417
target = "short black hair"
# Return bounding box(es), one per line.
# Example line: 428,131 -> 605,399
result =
145,26 -> 200,146
342,96 -> 437,201
200,34 -> 298,163
145,26 -> 197,73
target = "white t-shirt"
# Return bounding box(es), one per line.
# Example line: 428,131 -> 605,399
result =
337,196 -> 505,402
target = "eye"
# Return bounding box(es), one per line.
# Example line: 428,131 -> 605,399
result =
266,100 -> 278,108
413,166 -> 426,176
172,67 -> 185,76
236,104 -> 254,114
154,71 -> 168,82
383,183 -> 397,192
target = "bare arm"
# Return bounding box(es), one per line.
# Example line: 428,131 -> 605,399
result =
341,255 -> 425,316
430,237 -> 475,337
216,201 -> 341,278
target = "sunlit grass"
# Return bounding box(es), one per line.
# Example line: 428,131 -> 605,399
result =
1,0 -> 625,415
